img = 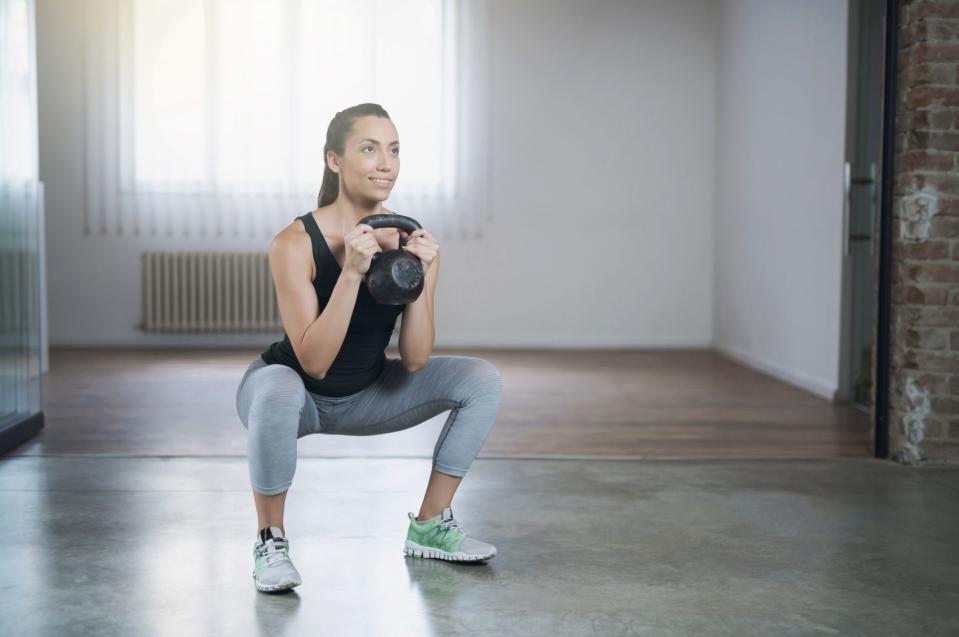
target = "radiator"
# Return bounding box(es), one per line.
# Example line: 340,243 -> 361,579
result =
141,252 -> 282,332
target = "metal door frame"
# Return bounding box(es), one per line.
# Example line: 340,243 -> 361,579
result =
874,0 -> 899,458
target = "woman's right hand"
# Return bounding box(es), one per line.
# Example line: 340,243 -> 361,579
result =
343,224 -> 382,277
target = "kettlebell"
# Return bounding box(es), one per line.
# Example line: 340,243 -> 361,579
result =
357,213 -> 425,305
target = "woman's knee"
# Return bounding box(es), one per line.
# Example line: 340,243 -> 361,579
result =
467,357 -> 502,389
453,357 -> 502,403
245,367 -> 308,434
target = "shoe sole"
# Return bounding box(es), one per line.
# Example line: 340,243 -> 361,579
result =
403,539 -> 496,562
253,574 -> 302,593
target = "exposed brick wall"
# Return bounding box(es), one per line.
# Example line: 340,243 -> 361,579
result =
889,0 -> 959,463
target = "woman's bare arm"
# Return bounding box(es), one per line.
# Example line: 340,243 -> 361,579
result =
269,232 -> 363,379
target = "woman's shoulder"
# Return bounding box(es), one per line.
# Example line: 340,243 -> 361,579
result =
271,213 -> 320,280
273,212 -> 313,246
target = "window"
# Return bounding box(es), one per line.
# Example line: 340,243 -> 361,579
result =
0,0 -> 37,182
83,0 -> 491,239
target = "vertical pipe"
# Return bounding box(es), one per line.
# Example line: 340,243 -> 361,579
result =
143,253 -> 151,330
187,252 -> 200,332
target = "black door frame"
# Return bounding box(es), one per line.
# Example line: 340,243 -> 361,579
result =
874,0 -> 899,459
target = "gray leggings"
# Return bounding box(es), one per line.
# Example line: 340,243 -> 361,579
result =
234,354 -> 503,495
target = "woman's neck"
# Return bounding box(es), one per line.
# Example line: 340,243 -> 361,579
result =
331,196 -> 387,234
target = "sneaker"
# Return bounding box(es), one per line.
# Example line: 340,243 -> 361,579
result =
252,526 -> 302,592
404,506 -> 497,562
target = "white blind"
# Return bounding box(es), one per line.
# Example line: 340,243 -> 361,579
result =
82,0 -> 491,239
0,0 -> 37,182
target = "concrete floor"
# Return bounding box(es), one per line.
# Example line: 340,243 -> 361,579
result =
1,455 -> 957,636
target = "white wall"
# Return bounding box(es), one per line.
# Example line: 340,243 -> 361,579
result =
36,0 -> 718,349
37,0 -> 850,398
713,0 -> 849,399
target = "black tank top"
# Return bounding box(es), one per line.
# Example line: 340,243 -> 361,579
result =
259,212 -> 405,397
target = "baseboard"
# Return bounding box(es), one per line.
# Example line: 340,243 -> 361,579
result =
714,342 -> 837,401
50,333 -> 714,349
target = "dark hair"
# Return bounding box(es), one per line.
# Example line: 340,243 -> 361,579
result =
317,103 -> 392,208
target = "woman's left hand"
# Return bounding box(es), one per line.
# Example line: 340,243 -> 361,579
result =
400,228 -> 439,270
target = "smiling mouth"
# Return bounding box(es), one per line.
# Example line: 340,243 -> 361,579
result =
370,177 -> 392,185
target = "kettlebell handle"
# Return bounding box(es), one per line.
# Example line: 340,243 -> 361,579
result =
357,214 -> 422,248
356,213 -> 425,305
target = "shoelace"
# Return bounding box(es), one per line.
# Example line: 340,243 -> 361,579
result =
438,517 -> 466,535
256,540 -> 291,567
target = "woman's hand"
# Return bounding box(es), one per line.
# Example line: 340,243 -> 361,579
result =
343,224 -> 383,277
400,228 -> 439,270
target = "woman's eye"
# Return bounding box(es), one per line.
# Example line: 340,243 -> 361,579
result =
363,146 -> 398,155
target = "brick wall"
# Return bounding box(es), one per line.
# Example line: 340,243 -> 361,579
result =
889,0 -> 959,462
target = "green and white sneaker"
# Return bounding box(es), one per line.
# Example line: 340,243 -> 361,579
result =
404,506 -> 497,562
253,526 -> 302,592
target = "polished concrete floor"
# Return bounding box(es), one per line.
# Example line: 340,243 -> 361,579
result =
0,350 -> 946,635
1,455 -> 958,636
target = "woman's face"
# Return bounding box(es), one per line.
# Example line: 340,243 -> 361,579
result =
329,115 -> 400,203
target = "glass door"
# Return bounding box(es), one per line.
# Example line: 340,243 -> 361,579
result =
0,0 -> 44,450
0,182 -> 42,430
844,0 -> 885,411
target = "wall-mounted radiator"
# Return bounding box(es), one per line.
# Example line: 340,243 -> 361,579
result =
141,252 -> 282,332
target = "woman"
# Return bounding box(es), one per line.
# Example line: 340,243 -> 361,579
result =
234,103 -> 503,593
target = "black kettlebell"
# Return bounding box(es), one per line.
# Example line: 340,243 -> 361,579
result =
357,213 -> 425,305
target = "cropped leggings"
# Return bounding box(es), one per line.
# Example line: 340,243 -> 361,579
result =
234,355 -> 503,495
